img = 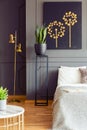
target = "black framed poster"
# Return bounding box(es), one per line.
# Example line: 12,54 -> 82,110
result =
43,2 -> 82,49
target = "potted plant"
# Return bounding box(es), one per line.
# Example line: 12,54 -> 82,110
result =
34,25 -> 47,55
0,86 -> 8,110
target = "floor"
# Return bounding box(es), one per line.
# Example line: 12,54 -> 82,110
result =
7,97 -> 53,130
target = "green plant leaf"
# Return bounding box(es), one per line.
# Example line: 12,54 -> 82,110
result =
0,86 -> 8,100
35,25 -> 47,44
42,27 -> 47,43
39,28 -> 43,43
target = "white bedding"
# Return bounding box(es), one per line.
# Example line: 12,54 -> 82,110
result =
52,84 -> 87,130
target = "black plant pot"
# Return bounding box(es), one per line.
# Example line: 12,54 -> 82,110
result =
34,43 -> 47,55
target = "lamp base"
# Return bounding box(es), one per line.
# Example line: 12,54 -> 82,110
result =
8,98 -> 21,103
12,99 -> 21,102
8,95 -> 26,103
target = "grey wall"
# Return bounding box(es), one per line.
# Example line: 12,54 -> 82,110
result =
26,0 -> 87,99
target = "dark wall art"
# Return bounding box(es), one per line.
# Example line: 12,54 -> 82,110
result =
43,2 -> 82,49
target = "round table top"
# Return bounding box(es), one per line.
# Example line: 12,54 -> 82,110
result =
0,105 -> 24,118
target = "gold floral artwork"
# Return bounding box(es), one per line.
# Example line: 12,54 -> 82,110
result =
47,21 -> 65,48
63,11 -> 77,48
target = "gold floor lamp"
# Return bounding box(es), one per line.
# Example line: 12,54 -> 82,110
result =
9,30 -> 22,102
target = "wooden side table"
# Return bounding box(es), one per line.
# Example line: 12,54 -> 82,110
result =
0,105 -> 24,130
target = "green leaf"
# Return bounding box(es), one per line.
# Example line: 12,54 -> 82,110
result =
42,27 -> 47,43
0,86 -> 8,100
35,25 -> 47,44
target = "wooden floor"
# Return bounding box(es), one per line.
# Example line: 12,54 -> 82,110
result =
7,97 -> 53,130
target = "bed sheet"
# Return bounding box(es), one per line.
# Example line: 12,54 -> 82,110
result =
52,84 -> 87,130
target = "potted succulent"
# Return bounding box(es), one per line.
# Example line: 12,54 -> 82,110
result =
0,86 -> 8,110
34,25 -> 47,55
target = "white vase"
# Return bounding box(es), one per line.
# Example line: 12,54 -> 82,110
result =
0,100 -> 7,110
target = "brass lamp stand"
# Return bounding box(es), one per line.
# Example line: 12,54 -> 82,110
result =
9,30 -> 22,102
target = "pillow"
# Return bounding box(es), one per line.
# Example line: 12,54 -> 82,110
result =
79,68 -> 87,83
63,88 -> 87,93
57,66 -> 86,85
60,66 -> 86,69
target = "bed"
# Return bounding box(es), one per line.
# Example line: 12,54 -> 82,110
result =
52,66 -> 87,130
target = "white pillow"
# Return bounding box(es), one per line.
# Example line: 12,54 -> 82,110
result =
58,84 -> 87,92
62,88 -> 87,93
57,66 -> 86,85
61,66 -> 86,69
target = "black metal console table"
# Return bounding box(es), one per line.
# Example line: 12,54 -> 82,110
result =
35,55 -> 48,106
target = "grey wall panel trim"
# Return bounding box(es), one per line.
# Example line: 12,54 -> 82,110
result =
27,60 -> 87,64
0,62 -> 26,64
27,56 -> 87,61
48,61 -> 87,64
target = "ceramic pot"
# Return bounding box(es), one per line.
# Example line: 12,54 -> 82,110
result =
0,100 -> 7,110
34,43 -> 47,55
